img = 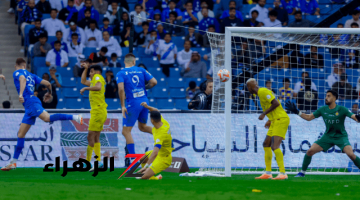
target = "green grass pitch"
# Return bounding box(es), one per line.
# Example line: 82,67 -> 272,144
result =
1,168 -> 359,200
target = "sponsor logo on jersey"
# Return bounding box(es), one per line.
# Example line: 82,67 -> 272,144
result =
336,112 -> 339,116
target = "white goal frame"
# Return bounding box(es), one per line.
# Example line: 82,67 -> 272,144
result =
223,27 -> 360,177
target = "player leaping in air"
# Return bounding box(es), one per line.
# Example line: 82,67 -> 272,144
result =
246,78 -> 290,180
136,102 -> 173,180
80,63 -> 108,171
1,58 -> 83,171
285,90 -> 360,177
116,53 -> 157,163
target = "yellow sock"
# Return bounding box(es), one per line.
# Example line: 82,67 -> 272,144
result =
273,148 -> 285,173
94,143 -> 101,161
264,147 -> 272,172
86,145 -> 94,162
149,176 -> 158,180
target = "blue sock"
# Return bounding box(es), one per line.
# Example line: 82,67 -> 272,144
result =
13,138 -> 25,159
50,114 -> 73,122
127,143 -> 135,154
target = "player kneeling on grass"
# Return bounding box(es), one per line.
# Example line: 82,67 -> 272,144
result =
285,90 -> 360,177
136,102 -> 173,180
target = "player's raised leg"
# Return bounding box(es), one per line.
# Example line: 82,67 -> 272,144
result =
295,143 -> 323,177
255,136 -> 273,179
38,110 -> 83,124
342,145 -> 360,170
1,123 -> 31,171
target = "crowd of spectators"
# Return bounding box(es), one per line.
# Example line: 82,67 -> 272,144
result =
8,0 -> 358,111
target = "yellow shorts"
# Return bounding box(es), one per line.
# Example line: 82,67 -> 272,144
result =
145,150 -> 172,175
267,117 -> 290,139
88,110 -> 107,132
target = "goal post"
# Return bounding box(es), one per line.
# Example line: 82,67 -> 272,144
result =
201,27 -> 360,177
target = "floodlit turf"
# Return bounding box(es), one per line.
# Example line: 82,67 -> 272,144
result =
1,168 -> 359,200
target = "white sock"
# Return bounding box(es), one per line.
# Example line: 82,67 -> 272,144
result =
265,171 -> 271,175
301,170 -> 306,174
10,159 -> 18,164
280,172 -> 286,175
72,115 -> 77,121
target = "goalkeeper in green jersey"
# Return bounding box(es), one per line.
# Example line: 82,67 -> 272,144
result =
285,90 -> 360,177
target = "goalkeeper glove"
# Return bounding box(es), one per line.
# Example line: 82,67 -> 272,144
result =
355,114 -> 360,122
285,101 -> 300,115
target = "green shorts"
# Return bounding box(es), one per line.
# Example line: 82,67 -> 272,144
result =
314,134 -> 351,152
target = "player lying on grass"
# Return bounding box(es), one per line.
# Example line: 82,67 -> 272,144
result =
1,58 -> 83,171
246,78 -> 290,180
80,63 -> 108,171
136,102 -> 173,180
116,53 -> 157,165
285,90 -> 360,177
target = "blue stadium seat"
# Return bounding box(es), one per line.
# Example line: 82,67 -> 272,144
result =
147,67 -> 166,78
241,5 -> 256,17
83,47 -> 97,58
318,0 -> 330,4
134,25 -> 143,33
68,57 -> 77,68
152,88 -> 169,98
310,68 -> 326,78
169,88 -> 186,98
168,77 -> 186,88
98,14 -> 104,26
42,14 -> 51,20
175,99 -> 190,110
24,25 -> 35,48
55,88 -> 64,99
61,77 -> 77,88
169,67 -> 181,78
157,77 -> 167,87
149,98 -> 156,107
37,67 -> 49,77
156,99 -> 175,109
33,57 -> 47,68
106,98 -> 121,110
112,68 -> 122,76
172,36 -> 185,48
184,78 -> 207,88
47,36 -> 57,44
319,4 -> 332,15
192,47 -> 210,57
57,67 -> 73,77
346,69 -> 360,78
56,98 -> 66,109
141,57 -> 160,68
137,47 -> 152,58
63,88 -> 80,98
65,98 -> 84,109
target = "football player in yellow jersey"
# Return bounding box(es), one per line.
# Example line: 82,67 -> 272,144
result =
136,102 -> 173,180
80,63 -> 108,171
246,78 -> 290,180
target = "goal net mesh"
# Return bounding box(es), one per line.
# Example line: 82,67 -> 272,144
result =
200,30 -> 360,176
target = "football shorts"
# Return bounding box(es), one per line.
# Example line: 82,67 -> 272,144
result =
315,134 -> 351,152
267,117 -> 290,139
88,110 -> 107,132
123,99 -> 149,127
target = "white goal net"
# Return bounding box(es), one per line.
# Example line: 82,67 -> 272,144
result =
200,27 -> 360,176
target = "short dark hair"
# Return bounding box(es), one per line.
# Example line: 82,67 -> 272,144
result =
84,8 -> 91,13
208,25 -> 216,30
142,21 -> 149,26
51,8 -> 58,13
2,101 -> 10,109
327,90 -> 338,100
71,33 -> 78,37
35,18 -> 42,23
283,78 -> 290,83
265,80 -> 271,84
89,19 -> 97,25
169,11 -> 178,18
351,22 -> 359,27
150,111 -> 161,122
90,65 -> 102,73
111,53 -> 117,58
269,10 -> 278,17
189,81 -> 196,89
16,58 -> 26,66
302,71 -> 309,77
186,1 -> 193,5
56,30 -> 63,35
135,4 -> 143,9
54,41 -> 61,45
39,33 -> 47,38
251,10 -> 259,15
337,23 -> 344,27
229,0 -> 236,5
164,33 -> 172,38
103,17 -> 109,22
100,47 -> 108,53
184,40 -> 191,45
294,10 -> 302,15
352,10 -> 360,15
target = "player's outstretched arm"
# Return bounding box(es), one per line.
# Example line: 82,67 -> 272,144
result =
137,146 -> 160,174
145,77 -> 157,89
351,114 -> 360,122
80,82 -> 101,95
80,63 -> 91,86
285,101 -> 315,121
141,102 -> 159,112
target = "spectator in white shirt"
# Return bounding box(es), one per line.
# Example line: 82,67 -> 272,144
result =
46,41 -> 69,67
177,40 -> 193,70
144,30 -> 160,57
85,20 -> 102,47
156,33 -> 178,77
49,0 -> 67,11
249,0 -> 268,23
41,9 -> 66,37
104,1 -> 128,25
129,4 -> 147,26
63,21 -> 86,45
327,63 -> 347,88
345,10 -> 360,28
98,31 -> 122,57
263,10 -> 282,27
67,33 -> 84,57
